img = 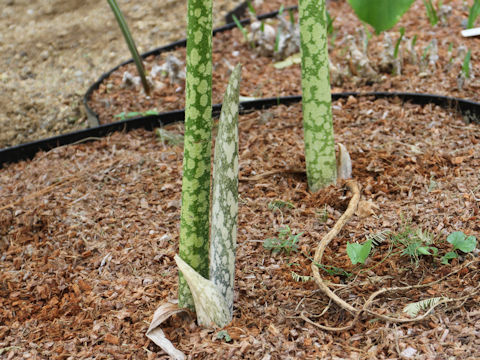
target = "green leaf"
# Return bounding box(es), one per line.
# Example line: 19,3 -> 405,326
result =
347,0 -> 415,34
347,239 -> 372,265
441,251 -> 458,265
216,330 -> 232,342
447,231 -> 477,253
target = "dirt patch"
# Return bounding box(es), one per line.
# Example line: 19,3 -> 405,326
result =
0,0 -> 244,148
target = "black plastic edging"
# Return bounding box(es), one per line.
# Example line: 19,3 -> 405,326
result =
83,6 -> 298,126
3,92 -> 480,169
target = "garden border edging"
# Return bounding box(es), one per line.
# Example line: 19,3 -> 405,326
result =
2,92 -> 479,168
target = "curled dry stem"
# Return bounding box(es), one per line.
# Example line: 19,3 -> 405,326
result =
308,180 -> 480,331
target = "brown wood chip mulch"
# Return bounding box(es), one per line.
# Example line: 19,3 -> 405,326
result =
1,96 -> 479,358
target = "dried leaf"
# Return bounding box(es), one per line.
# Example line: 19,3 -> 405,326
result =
146,302 -> 187,360
355,200 -> 379,218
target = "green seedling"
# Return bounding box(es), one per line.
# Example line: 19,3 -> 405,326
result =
263,226 -> 303,255
326,10 -> 335,35
278,4 -> 285,16
393,27 -> 405,59
267,199 -> 295,211
441,231 -> 477,264
274,28 -> 282,53
114,109 -> 159,120
347,239 -> 373,265
107,0 -> 150,95
216,330 -> 232,342
391,225 -> 438,266
247,0 -> 256,16
289,9 -> 296,27
423,0 -> 439,26
314,263 -> 352,277
420,40 -> 434,67
411,34 -> 418,49
467,0 -> 480,29
461,49 -> 472,78
232,14 -> 254,49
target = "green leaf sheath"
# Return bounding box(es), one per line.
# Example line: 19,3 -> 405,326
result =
299,0 -> 336,191
179,0 -> 213,310
210,65 -> 241,319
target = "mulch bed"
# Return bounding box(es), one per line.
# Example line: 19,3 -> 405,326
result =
2,0 -> 480,359
1,96 -> 479,358
87,0 -> 479,125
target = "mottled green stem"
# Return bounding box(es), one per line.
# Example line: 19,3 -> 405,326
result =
179,0 -> 213,310
210,65 -> 241,319
299,0 -> 337,191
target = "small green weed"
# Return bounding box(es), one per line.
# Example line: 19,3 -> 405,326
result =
232,14 -> 254,49
441,231 -> 477,264
423,0 -> 439,26
107,0 -> 150,95
391,225 -> 438,266
393,27 -> 405,59
263,226 -> 302,255
268,199 -> 295,211
347,239 -> 373,265
461,49 -> 472,79
326,10 -> 335,35
467,0 -> 480,29
216,330 -> 232,342
314,263 -> 352,278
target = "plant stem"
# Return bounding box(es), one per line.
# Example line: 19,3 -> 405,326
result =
299,0 -> 337,191
179,0 -> 213,311
210,64 -> 241,319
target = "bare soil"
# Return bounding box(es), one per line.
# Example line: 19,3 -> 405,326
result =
0,0 -> 243,148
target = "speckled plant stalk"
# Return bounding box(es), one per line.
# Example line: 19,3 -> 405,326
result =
299,0 -> 337,191
210,64 -> 240,319
178,0 -> 213,310
175,65 -> 241,327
